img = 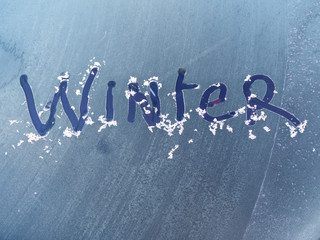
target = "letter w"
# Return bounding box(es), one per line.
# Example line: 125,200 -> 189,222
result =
20,68 -> 98,136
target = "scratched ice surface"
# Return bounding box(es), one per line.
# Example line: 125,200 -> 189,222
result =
0,0 -> 320,239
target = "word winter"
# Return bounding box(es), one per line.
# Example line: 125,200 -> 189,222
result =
19,67 -> 306,138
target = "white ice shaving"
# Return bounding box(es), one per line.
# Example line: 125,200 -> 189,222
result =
195,107 -> 206,118
226,125 -> 233,133
24,132 -> 47,144
245,110 -> 267,125
85,116 -> 94,125
285,120 -> 307,138
148,126 -> 155,132
197,106 -> 246,120
128,76 -> 137,84
97,115 -> 117,132
43,145 -> 51,154
17,140 -> 24,147
208,121 -> 225,135
63,127 -> 81,138
244,75 -> 252,82
196,106 -> 246,135
251,111 -> 267,121
9,120 -> 21,125
248,130 -> 256,140
235,106 -> 246,115
171,92 -> 176,101
247,93 -> 257,101
168,145 -> 179,159
57,72 -> 70,82
125,89 -> 137,99
263,126 -> 271,132
143,76 -> 162,89
143,106 -> 151,114
298,120 -> 308,133
207,118 -> 227,136
188,139 -> 193,144
208,123 -> 218,135
155,113 -> 190,136
94,62 -> 101,68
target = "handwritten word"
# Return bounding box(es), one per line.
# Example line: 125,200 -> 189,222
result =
20,68 -> 304,137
